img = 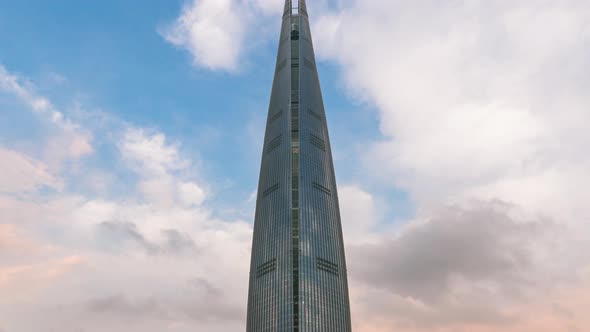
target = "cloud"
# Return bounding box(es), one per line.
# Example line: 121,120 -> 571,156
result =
313,0 -> 590,330
0,64 -> 54,114
160,0 -> 283,71
0,181 -> 251,331
0,148 -> 63,193
349,202 -> 546,325
161,0 -> 244,70
119,128 -> 189,176
119,128 -> 208,209
0,255 -> 86,297
0,64 -> 93,163
0,64 -> 250,331
314,1 -> 590,214
96,221 -> 198,255
177,181 -> 206,206
0,172 -> 250,332
353,202 -> 536,300
85,283 -> 243,323
338,184 -> 380,244
86,294 -> 168,318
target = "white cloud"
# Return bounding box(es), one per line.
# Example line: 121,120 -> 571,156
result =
338,185 -> 380,244
313,0 -> 590,330
160,0 -> 283,71
249,0 -> 284,14
120,128 -> 189,176
162,0 -> 244,70
119,128 -> 208,210
0,65 -> 52,114
0,148 -> 63,193
0,63 -> 247,331
0,64 -> 93,163
0,192 -> 251,332
178,181 -> 206,207
0,127 -> 249,332
315,1 -> 590,213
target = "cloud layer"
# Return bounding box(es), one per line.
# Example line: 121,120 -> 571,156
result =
312,0 -> 590,330
0,65 -> 250,332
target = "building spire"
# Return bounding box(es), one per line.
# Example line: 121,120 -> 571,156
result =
246,0 -> 352,329
299,0 -> 308,15
284,0 -> 308,16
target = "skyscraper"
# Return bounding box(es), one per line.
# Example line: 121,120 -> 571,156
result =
246,1 -> 352,331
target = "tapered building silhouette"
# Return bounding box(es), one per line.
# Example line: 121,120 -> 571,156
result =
246,1 -> 352,331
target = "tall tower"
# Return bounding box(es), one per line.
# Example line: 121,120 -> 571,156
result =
246,0 -> 352,331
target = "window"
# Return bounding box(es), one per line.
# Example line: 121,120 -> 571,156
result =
277,59 -> 287,72
269,110 -> 283,124
316,257 -> 339,276
262,183 -> 279,197
256,258 -> 277,278
307,108 -> 322,121
312,182 -> 331,195
309,133 -> 325,151
266,135 -> 282,153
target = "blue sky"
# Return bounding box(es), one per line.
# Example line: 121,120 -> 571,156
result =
1,1 -> 590,331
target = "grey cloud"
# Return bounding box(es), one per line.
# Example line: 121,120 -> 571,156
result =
97,221 -> 150,249
96,221 -> 198,255
349,201 -> 549,326
180,278 -> 243,322
552,302 -> 576,319
84,275 -> 242,324
87,294 -> 167,318
182,298 -> 244,322
162,229 -> 197,253
85,286 -> 243,324
189,277 -> 223,296
351,201 -> 543,301
375,289 -> 519,328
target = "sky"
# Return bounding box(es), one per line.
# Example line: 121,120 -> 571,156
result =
1,0 -> 589,331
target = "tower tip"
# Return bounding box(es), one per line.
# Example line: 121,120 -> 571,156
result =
284,0 -> 308,16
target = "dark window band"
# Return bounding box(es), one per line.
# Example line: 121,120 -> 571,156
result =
266,135 -> 282,153
256,258 -> 277,278
307,108 -> 322,121
309,133 -> 326,151
312,182 -> 331,195
316,257 -> 339,276
269,110 -> 283,124
262,183 -> 279,197
277,59 -> 287,72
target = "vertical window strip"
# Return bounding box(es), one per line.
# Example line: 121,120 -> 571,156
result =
290,15 -> 301,332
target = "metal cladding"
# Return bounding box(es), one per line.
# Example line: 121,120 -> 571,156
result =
246,1 -> 352,331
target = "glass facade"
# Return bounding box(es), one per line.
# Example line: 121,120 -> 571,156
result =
246,1 -> 352,331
